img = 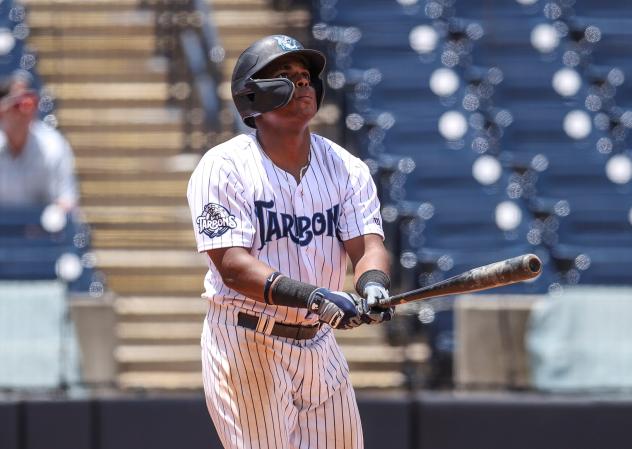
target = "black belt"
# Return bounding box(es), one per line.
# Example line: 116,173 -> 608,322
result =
237,312 -> 320,340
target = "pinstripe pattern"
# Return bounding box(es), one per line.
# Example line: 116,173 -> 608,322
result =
202,303 -> 363,449
188,132 -> 382,449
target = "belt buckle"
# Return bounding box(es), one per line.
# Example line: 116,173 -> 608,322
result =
254,314 -> 276,336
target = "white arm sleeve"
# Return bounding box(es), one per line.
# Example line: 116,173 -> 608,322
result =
338,159 -> 384,241
187,156 -> 255,252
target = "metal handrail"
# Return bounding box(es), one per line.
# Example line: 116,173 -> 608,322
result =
185,0 -> 248,135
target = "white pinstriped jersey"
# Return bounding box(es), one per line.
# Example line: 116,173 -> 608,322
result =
187,132 -> 384,325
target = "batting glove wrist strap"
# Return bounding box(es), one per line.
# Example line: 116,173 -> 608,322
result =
263,271 -> 284,304
355,269 -> 390,296
270,276 -> 318,308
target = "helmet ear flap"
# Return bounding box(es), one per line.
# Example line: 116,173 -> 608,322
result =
238,77 -> 294,126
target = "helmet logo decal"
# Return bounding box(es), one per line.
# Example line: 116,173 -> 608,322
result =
273,35 -> 302,51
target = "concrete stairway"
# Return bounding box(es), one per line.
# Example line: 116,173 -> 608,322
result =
25,0 -> 424,391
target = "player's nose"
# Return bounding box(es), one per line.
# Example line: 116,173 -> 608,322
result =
295,75 -> 310,88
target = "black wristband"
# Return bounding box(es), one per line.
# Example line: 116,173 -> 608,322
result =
355,269 -> 391,296
271,276 -> 318,308
263,271 -> 283,304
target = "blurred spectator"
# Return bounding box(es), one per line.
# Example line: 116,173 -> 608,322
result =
0,73 -> 78,211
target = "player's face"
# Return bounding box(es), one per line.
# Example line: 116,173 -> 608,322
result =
256,55 -> 318,127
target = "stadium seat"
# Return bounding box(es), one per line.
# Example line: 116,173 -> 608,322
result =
0,206 -> 103,294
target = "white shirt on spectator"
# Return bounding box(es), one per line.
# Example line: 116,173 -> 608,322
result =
0,120 -> 78,208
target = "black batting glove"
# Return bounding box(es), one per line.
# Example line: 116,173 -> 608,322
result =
307,288 -> 364,329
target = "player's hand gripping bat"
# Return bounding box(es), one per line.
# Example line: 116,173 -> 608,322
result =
380,253 -> 542,307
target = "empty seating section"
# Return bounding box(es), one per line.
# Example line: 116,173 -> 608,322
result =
312,0 -> 632,290
311,0 -> 632,376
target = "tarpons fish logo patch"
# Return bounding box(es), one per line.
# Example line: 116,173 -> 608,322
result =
197,203 -> 237,238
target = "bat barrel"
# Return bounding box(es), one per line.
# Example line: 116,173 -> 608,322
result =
387,253 -> 543,307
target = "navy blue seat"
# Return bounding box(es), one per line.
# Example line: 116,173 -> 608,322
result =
416,245 -> 553,293
556,194 -> 632,246
408,151 -> 507,197
0,207 -> 102,294
551,244 -> 632,285
536,150 -> 627,197
502,102 -> 595,148
0,207 -> 80,244
415,193 -> 530,248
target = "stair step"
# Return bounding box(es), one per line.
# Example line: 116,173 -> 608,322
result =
340,343 -> 428,368
115,296 -> 207,318
48,82 -> 169,102
69,132 -> 185,154
83,206 -> 191,226
28,10 -> 155,30
28,8 -> 305,31
80,179 -> 188,199
350,370 -> 407,389
80,196 -> 188,207
95,249 -> 205,269
38,57 -> 168,82
72,144 -> 182,157
118,322 -> 202,342
117,345 -> 201,363
78,171 -> 191,183
57,107 -> 182,128
118,371 -> 202,390
213,9 -> 309,29
76,154 -> 197,175
92,228 -> 196,250
22,0 -> 146,8
22,0 -> 269,9
332,325 -> 389,345
105,271 -> 206,296
96,250 -> 206,295
29,34 -> 157,55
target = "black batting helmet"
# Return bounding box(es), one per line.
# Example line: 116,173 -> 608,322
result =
231,35 -> 326,128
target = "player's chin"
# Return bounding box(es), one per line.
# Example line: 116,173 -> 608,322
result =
285,103 -> 316,120
292,96 -> 316,110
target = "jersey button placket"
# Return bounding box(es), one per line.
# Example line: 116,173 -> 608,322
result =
292,188 -> 316,285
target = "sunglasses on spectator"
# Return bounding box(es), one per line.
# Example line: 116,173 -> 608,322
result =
1,90 -> 38,111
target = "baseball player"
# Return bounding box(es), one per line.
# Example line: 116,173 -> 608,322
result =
187,34 -> 393,449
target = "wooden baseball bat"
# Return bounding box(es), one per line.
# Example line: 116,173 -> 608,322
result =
386,253 -> 542,307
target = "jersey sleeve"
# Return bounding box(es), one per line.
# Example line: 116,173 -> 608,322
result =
337,158 -> 385,241
187,155 -> 255,252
